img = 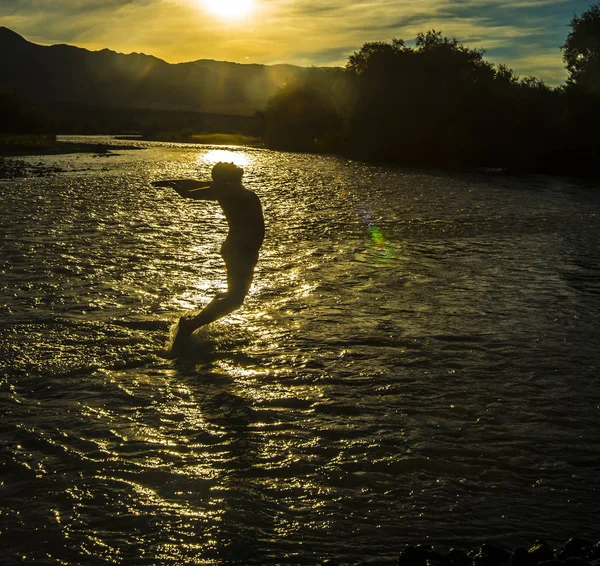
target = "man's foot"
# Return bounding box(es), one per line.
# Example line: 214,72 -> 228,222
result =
177,315 -> 197,337
168,315 -> 196,355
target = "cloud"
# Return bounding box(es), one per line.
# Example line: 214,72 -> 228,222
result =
0,0 -> 590,84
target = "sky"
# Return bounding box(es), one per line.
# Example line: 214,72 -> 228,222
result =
1,0 -> 595,85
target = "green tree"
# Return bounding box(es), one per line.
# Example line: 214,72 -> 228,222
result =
346,31 -> 501,166
344,31 -> 568,172
562,3 -> 600,94
263,27 -> 580,175
560,4 -> 600,175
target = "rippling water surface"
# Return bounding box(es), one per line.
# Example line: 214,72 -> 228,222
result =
1,137 -> 599,564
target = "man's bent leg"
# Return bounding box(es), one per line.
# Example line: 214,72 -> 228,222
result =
183,292 -> 245,329
177,265 -> 254,335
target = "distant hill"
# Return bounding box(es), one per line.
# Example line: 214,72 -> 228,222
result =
0,27 -> 342,117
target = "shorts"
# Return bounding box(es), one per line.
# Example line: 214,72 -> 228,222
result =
222,246 -> 259,298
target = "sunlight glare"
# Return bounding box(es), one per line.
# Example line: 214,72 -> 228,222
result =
200,150 -> 251,167
201,0 -> 254,20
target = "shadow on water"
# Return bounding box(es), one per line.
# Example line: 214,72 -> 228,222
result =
168,327 -> 278,565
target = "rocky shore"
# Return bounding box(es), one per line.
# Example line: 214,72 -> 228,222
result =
0,140 -> 141,179
0,139 -> 139,156
0,157 -> 64,179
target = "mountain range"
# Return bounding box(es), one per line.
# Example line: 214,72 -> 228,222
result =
0,26 -> 340,117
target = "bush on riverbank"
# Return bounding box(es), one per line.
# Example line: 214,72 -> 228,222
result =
263,73 -> 346,153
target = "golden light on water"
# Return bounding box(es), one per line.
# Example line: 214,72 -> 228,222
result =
200,150 -> 252,168
200,0 -> 255,20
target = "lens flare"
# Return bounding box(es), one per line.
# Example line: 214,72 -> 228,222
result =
357,204 -> 396,260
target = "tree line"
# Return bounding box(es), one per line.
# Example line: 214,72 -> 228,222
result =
262,4 -> 600,176
0,96 -> 261,139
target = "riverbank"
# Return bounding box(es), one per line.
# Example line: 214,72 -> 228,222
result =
0,135 -> 143,179
0,133 -> 142,157
133,132 -> 262,146
0,156 -> 65,179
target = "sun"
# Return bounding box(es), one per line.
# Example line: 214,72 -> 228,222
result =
202,0 -> 255,20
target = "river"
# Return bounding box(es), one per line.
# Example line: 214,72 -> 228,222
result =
1,136 -> 599,564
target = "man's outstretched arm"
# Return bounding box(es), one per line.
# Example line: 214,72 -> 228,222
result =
152,179 -> 216,199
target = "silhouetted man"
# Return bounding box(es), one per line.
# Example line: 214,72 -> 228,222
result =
153,162 -> 265,340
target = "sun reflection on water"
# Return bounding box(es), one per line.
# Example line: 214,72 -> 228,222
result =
199,149 -> 252,168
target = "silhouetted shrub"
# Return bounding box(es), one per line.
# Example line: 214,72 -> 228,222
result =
0,91 -> 50,133
264,82 -> 343,152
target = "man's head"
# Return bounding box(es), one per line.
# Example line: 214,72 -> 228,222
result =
211,162 -> 244,184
